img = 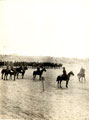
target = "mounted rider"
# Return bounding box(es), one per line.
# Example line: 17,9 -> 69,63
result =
6,65 -> 9,70
37,66 -> 40,74
62,67 -> 67,79
79,66 -> 85,75
11,66 -> 14,72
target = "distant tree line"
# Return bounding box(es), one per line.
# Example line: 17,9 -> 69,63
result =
0,61 -> 62,68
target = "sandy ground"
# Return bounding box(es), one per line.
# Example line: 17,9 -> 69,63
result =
0,61 -> 89,120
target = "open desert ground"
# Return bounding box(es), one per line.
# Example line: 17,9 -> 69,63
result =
0,60 -> 89,120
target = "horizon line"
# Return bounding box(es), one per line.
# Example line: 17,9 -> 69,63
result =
0,53 -> 89,60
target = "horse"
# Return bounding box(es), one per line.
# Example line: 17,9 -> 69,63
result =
77,67 -> 86,82
1,68 -> 16,80
15,66 -> 28,79
56,71 -> 74,88
77,72 -> 86,82
33,67 -> 46,80
1,68 -> 8,80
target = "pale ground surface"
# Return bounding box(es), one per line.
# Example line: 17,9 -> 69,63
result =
0,60 -> 89,120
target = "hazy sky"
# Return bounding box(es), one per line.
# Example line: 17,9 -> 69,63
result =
0,0 -> 89,58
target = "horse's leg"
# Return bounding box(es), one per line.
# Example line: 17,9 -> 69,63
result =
2,73 -> 3,79
22,73 -> 23,79
14,74 -> 15,81
4,73 -> 7,80
39,75 -> 41,80
33,75 -> 36,80
79,76 -> 80,81
22,72 -> 24,79
17,73 -> 18,79
60,80 -> 62,88
9,74 -> 11,79
66,80 -> 69,88
82,77 -> 83,81
6,74 -> 8,80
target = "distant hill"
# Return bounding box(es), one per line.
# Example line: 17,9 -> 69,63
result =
0,54 -> 88,63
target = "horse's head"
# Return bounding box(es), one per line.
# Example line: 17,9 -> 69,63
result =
68,71 -> 74,76
24,66 -> 28,70
42,67 -> 46,72
69,71 -> 74,76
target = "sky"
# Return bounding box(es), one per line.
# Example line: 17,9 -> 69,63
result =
0,0 -> 89,58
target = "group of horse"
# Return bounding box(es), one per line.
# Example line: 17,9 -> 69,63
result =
33,67 -> 86,88
56,68 -> 86,88
1,66 -> 28,80
1,66 -> 86,88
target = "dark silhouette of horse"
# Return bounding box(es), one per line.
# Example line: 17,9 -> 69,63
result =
33,67 -> 46,80
56,71 -> 74,88
1,68 -> 16,80
1,66 -> 28,80
77,72 -> 86,82
1,68 -> 8,80
77,67 -> 86,82
15,66 -> 28,79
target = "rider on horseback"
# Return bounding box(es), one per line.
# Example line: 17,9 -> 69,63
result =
62,67 -> 67,79
37,66 -> 40,73
6,65 -> 10,72
6,65 -> 9,70
80,66 -> 85,75
10,65 -> 14,73
77,66 -> 86,82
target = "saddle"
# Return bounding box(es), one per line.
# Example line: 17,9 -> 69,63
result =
61,74 -> 68,80
36,70 -> 41,74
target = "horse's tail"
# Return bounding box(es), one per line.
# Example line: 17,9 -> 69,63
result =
56,76 -> 60,81
33,71 -> 35,76
1,69 -> 5,74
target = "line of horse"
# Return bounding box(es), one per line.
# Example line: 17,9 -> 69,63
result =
1,66 -> 28,80
1,66 -> 86,88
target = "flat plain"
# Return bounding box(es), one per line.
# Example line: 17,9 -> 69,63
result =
0,60 -> 89,120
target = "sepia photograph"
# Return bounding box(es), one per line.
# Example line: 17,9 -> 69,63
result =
0,0 -> 89,119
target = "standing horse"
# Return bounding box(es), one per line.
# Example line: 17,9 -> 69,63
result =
1,68 -> 9,80
77,73 -> 86,82
77,67 -> 86,82
56,71 -> 74,88
1,68 -> 16,80
16,66 -> 28,79
33,67 -> 46,80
